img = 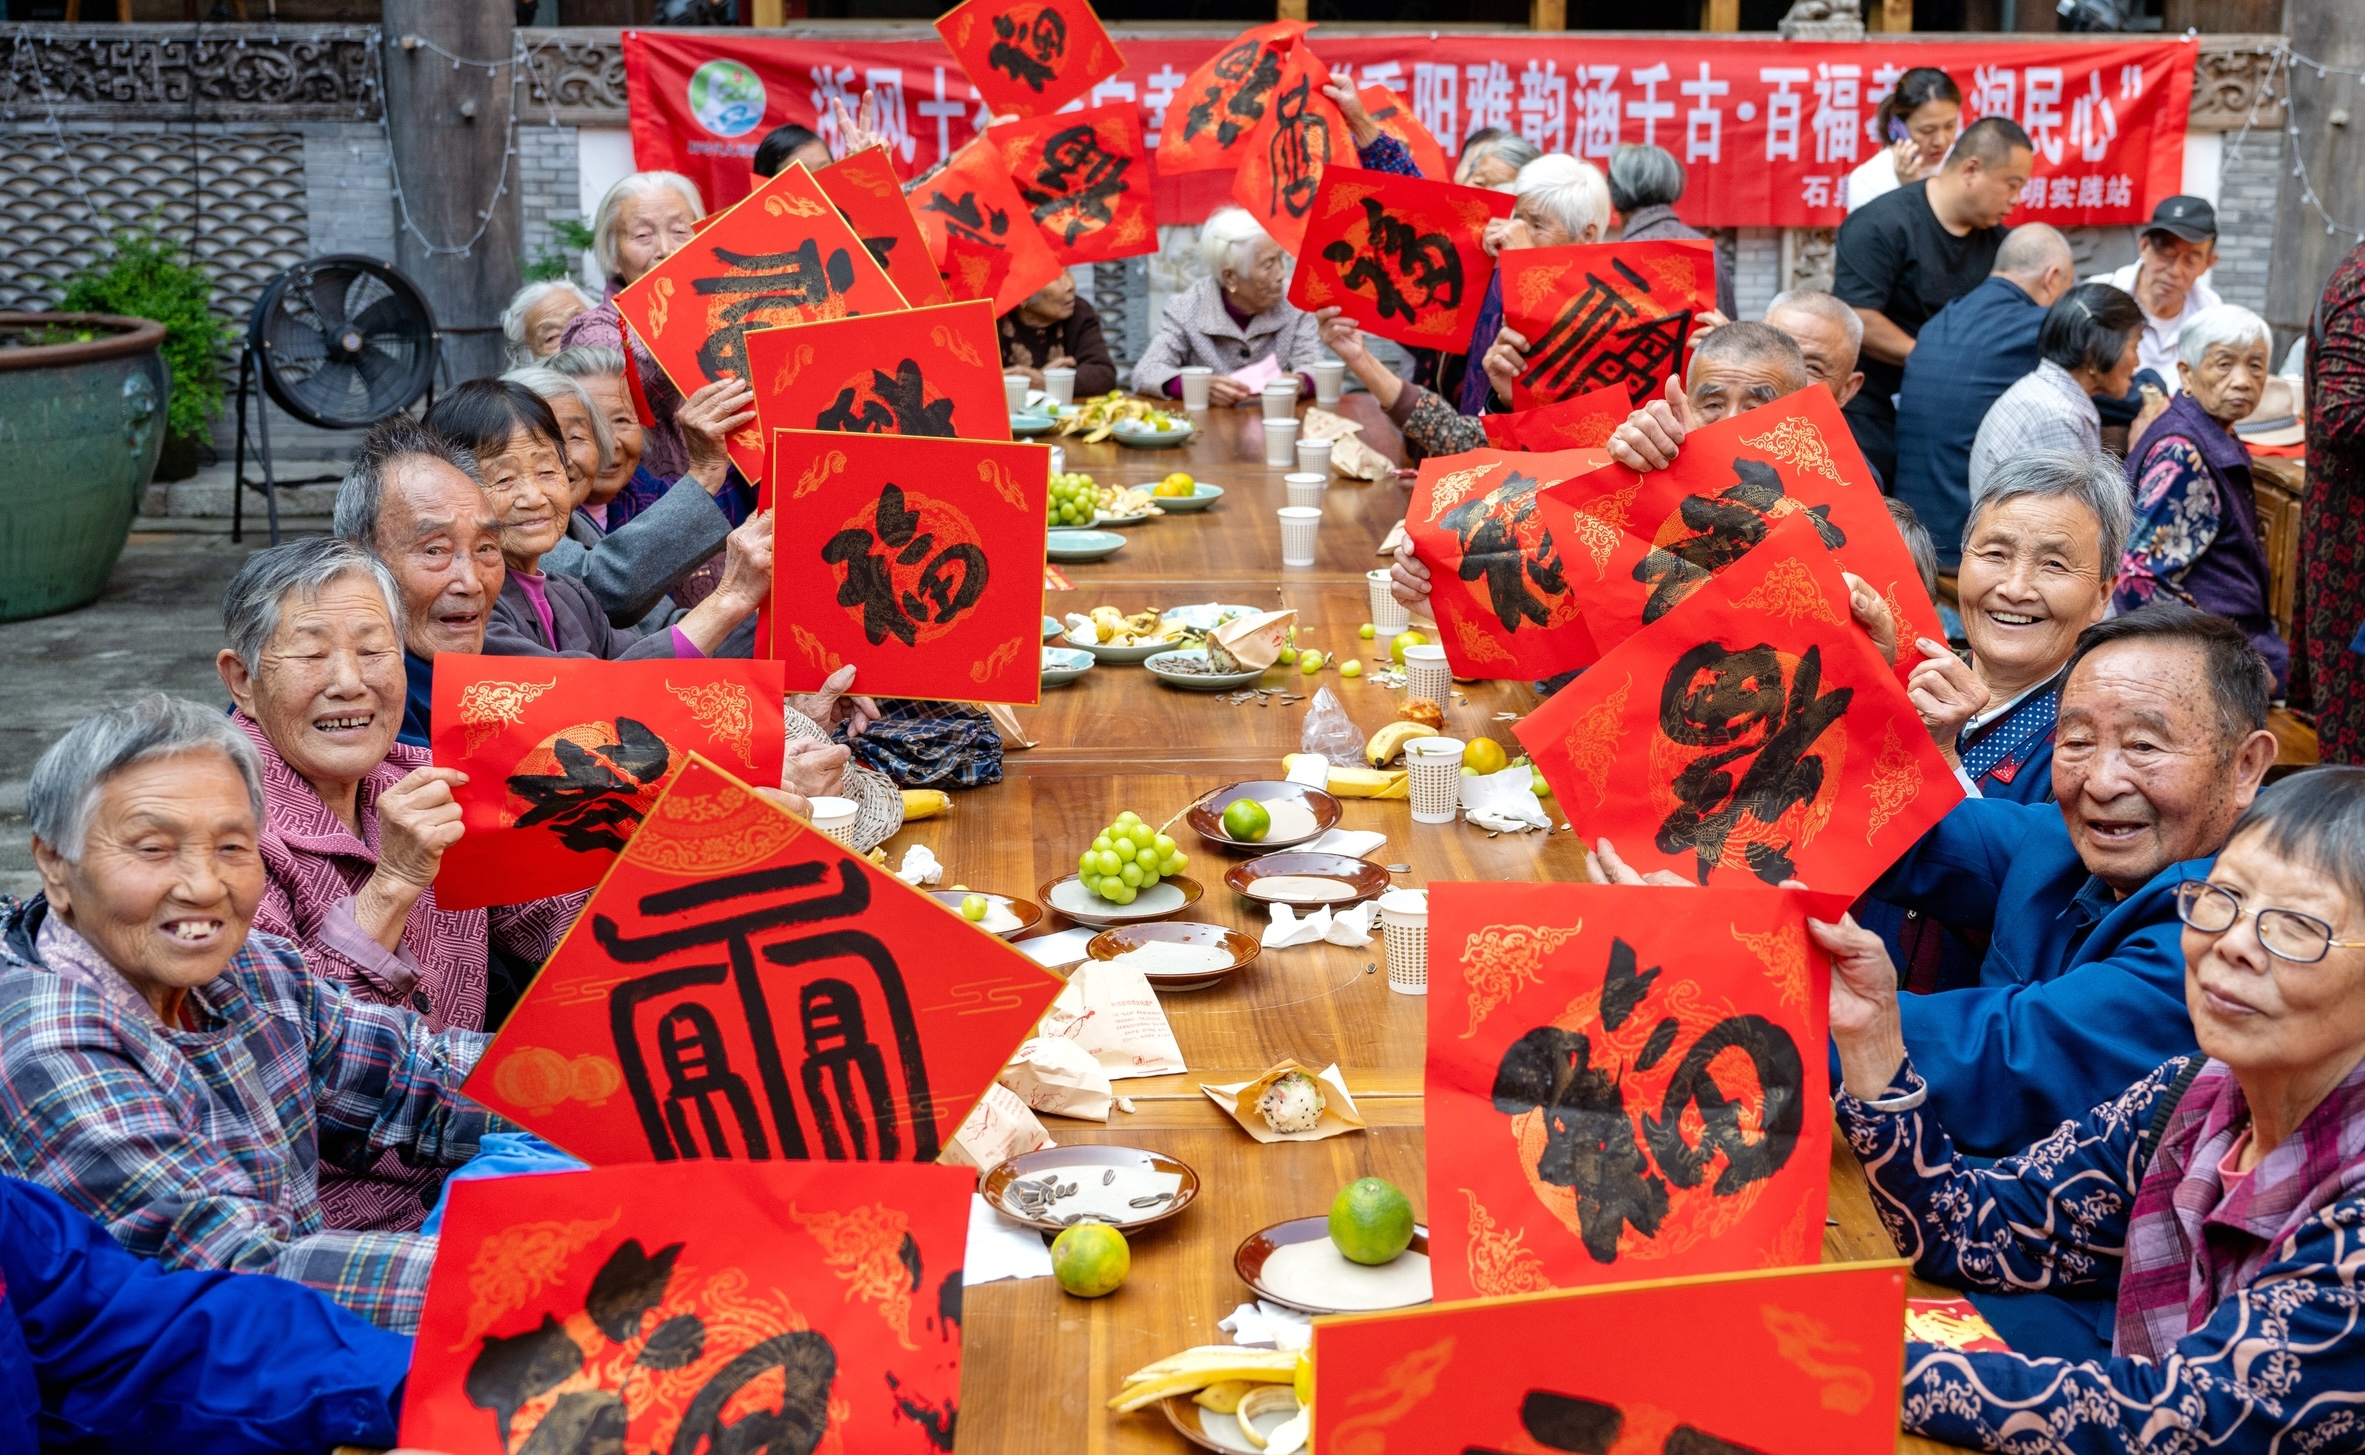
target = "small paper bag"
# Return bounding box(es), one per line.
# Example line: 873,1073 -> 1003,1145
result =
1038,961 -> 1187,1079
999,1035 -> 1114,1121
1211,609 -> 1299,674
1303,407 -> 1395,481
941,1081 -> 1057,1169
1202,1059 -> 1366,1143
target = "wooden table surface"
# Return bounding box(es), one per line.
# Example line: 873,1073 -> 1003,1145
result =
893,398 -> 1956,1455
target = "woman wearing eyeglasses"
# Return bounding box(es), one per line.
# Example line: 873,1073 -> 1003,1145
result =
1812,766 -> 2365,1452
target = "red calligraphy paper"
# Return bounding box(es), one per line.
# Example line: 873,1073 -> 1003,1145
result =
1401,448 -> 1612,682
1358,83 -> 1450,184
614,162 -> 907,486
907,139 -> 1065,316
466,754 -> 1066,1166
1288,167 -> 1509,351
1514,513 -> 1963,898
1229,38 -> 1343,255
1154,21 -> 1309,174
748,300 -> 1013,460
1482,384 -> 1632,453
936,0 -> 1125,119
428,657 -> 786,913
1535,384 -> 1945,676
990,103 -> 1158,265
1312,1262 -> 1906,1455
817,145 -> 953,307
1500,239 -> 1716,409
1425,879 -> 1853,1300
399,1157 -> 972,1455
767,427 -> 1049,705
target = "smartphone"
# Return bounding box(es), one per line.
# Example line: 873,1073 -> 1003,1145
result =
1887,116 -> 1910,144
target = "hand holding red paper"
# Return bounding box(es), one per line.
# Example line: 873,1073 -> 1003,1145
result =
1500,238 -> 1716,408
1288,168 -> 1509,351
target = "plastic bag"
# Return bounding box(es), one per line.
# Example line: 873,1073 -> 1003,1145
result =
1300,686 -> 1364,767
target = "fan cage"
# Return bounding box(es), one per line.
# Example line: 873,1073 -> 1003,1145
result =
248,254 -> 437,431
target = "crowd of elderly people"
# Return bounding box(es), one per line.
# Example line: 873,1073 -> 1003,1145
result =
7,91 -> 2365,1455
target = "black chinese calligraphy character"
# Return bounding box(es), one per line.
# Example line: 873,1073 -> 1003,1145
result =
1571,310 -> 1694,403
1656,640 -> 1853,885
919,188 -> 1012,249
508,717 -> 670,855
657,1003 -> 770,1159
1641,1015 -> 1804,1195
985,6 -> 1066,93
857,232 -> 899,271
1440,469 -> 1567,633
1522,271 -> 1641,397
888,1370 -> 959,1452
1321,196 -> 1462,325
1016,124 -> 1131,244
1462,1391 -> 1771,1455
1633,459 -> 1845,623
691,241 -> 861,381
1179,37 -> 1283,150
821,482 -> 990,648
1261,71 -> 1332,222
816,359 -> 959,437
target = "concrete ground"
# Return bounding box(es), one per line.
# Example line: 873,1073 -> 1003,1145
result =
0,522 -> 326,897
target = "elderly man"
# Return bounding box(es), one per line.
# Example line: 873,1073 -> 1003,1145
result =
1892,223 -> 2076,567
1762,290 -> 1864,412
2089,195 -> 2221,394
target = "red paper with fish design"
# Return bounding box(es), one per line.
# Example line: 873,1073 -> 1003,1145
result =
614,163 -> 908,486
989,103 -> 1158,265
1513,514 -> 1961,898
748,301 -> 1013,488
398,1157 -> 972,1455
1312,1261 -> 1906,1455
936,0 -> 1125,119
465,754 -> 1065,1169
1401,447 -> 1613,681
907,139 -> 1066,317
1482,384 -> 1630,453
1288,167 -> 1509,350
428,657 -> 785,913
1534,385 -> 1944,677
1499,239 -> 1716,409
1425,880 -> 1852,1302
816,145 -> 953,308
767,427 -> 1049,704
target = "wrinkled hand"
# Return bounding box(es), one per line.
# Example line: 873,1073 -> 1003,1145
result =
2129,384 -> 2171,455
1905,638 -> 1990,764
780,738 -> 853,800
791,662 -> 882,738
375,767 -> 468,888
1314,306 -> 1370,367
714,509 -> 775,617
1207,375 -> 1255,407
1482,326 -> 1529,407
1842,570 -> 1900,667
1681,308 -> 1731,354
1809,913 -> 1908,1098
1390,532 -> 1432,608
1889,135 -> 1932,187
1481,216 -> 1535,258
830,91 -> 891,159
678,376 -> 757,493
1322,79 -> 1382,146
1014,364 -> 1046,388
1607,386 -> 1690,472
1583,837 -> 1693,887
752,785 -> 815,822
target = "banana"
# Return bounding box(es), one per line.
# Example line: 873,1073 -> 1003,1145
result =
1194,1381 -> 1253,1414
1282,755 -> 1410,799
900,789 -> 950,821
1364,719 -> 1434,768
1110,1348 -> 1298,1413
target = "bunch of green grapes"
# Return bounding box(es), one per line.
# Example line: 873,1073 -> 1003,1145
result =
1048,472 -> 1098,527
1077,811 -> 1188,904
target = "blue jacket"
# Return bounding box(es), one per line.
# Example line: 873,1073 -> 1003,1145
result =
1875,797 -> 2204,1156
0,1175 -> 407,1454
1891,276 -> 2046,569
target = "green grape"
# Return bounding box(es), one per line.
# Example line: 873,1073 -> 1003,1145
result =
1163,852 -> 1187,874
1077,852 -> 1094,875
1092,835 -> 1111,853
1153,833 -> 1176,855
1117,811 -> 1141,826
1099,875 -> 1124,898
1097,850 -> 1120,876
1140,869 -> 1160,888
1110,883 -> 1137,905
1120,862 -> 1143,887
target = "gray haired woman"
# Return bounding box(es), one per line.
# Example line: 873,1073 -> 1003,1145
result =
1128,206 -> 1326,403
500,278 -> 597,366
0,693 -> 492,1332
559,170 -> 711,483
1606,143 -> 1735,318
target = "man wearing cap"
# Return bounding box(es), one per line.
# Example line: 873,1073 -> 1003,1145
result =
2087,196 -> 2222,392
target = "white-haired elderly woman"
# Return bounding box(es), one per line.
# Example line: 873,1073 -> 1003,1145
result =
501,277 -> 596,366
1128,205 -> 1326,405
1315,153 -> 1614,457
2118,302 -> 2289,692
1817,765 -> 2365,1451
0,694 -> 494,1332
207,537 -> 582,1234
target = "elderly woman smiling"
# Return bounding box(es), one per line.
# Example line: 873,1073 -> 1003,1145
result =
1815,765 -> 2365,1451
0,695 -> 490,1332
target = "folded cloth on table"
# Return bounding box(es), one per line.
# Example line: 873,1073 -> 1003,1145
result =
963,1193 -> 1055,1286
1261,901 -> 1376,948
1264,828 -> 1386,860
843,699 -> 1003,788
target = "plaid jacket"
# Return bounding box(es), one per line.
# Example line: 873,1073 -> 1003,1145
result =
0,896 -> 491,1333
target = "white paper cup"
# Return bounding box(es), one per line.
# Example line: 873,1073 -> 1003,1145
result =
1403,643 -> 1451,704
1262,416 -> 1300,467
1047,445 -> 1066,477
1277,505 -> 1322,567
1312,358 -> 1346,406
1368,568 -> 1410,635
1284,471 -> 1327,510
1042,365 -> 1076,406
1261,378 -> 1301,420
1295,436 -> 1334,475
1178,366 -> 1214,410
808,795 -> 860,845
1376,887 -> 1429,995
1003,374 -> 1030,412
1404,737 -> 1465,824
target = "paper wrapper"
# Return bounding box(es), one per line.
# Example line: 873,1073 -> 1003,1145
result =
941,1081 -> 1057,1169
999,1035 -> 1114,1122
1210,609 -> 1298,675
1202,1059 -> 1365,1143
1038,961 -> 1187,1078
1303,407 -> 1395,482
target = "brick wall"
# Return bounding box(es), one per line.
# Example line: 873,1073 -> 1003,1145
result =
2212,125 -> 2279,317
517,121 -> 584,285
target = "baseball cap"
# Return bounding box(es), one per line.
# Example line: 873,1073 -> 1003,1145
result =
2144,195 -> 2217,244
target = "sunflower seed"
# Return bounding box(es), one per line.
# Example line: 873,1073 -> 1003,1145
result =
1128,1193 -> 1174,1208
1102,1168 -> 1116,1186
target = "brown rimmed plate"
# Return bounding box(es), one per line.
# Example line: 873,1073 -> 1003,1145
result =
924,890 -> 1042,941
1086,921 -> 1260,992
1233,1215 -> 1433,1314
1223,852 -> 1390,909
979,1144 -> 1199,1233
1038,872 -> 1204,927
1186,781 -> 1343,852
1159,1392 -> 1300,1454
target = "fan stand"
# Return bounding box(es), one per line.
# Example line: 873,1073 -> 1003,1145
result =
229,341 -> 348,545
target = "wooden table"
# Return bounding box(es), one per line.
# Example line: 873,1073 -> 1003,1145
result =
895,399 -> 1954,1455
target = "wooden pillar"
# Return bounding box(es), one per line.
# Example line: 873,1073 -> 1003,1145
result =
1275,0 -> 1308,19
2267,5 -> 2365,346
381,0 -> 524,384
1531,0 -> 1566,30
1702,0 -> 1739,30
751,0 -> 786,24
1871,0 -> 1912,30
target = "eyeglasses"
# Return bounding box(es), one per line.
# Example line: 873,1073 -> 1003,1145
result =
2174,880 -> 2365,964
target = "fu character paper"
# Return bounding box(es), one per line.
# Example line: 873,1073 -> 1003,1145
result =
1228,37 -> 1344,255
907,140 -> 1065,317
1358,84 -> 1451,185
936,0 -> 1125,119
1482,384 -> 1632,453
1155,21 -> 1311,174
816,145 -> 953,307
1288,167 -> 1510,352
991,103 -> 1158,265
1401,448 -> 1612,681
1498,239 -> 1716,408
747,300 -> 1012,453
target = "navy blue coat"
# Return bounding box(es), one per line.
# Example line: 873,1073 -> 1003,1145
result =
1876,797 -> 2204,1157
0,1175 -> 407,1454
1891,276 -> 2047,569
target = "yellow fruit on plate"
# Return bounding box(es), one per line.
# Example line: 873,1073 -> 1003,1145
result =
1464,738 -> 1509,776
1195,1381 -> 1254,1414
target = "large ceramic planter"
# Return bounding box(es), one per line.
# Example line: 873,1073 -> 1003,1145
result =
0,313 -> 168,621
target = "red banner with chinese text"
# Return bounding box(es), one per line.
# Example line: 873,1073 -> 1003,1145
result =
624,30 -> 2192,231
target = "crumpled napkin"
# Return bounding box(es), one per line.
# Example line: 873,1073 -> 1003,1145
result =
1220,1300 -> 1314,1351
1260,901 -> 1377,949
1264,828 -> 1386,860
1460,769 -> 1552,833
895,844 -> 944,885
963,1194 -> 1054,1287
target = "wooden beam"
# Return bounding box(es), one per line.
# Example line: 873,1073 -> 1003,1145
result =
750,0 -> 785,23
1275,0 -> 1308,19
1531,0 -> 1566,31
1702,0 -> 1740,30
1879,0 -> 1913,29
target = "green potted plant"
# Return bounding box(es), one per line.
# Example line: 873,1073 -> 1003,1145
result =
58,225 -> 235,482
